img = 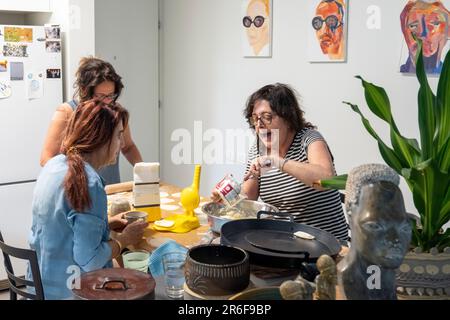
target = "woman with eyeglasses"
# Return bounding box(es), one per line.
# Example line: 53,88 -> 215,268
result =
30,100 -> 148,299
212,83 -> 348,241
242,0 -> 271,56
40,57 -> 143,185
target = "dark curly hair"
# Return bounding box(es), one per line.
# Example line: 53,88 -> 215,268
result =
74,57 -> 124,103
244,83 -> 315,132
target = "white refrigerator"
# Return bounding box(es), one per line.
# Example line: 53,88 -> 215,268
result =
0,24 -> 62,287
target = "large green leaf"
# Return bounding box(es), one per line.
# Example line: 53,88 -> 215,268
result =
343,102 -> 403,173
436,49 -> 450,152
356,76 -> 421,167
408,160 -> 447,250
415,41 -> 437,160
437,134 -> 450,173
438,183 -> 450,228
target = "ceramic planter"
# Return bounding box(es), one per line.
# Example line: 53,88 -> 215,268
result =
396,247 -> 450,300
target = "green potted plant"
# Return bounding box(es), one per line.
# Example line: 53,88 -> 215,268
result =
320,41 -> 450,299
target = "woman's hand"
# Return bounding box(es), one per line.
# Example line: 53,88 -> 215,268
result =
243,157 -> 263,181
210,190 -> 223,203
116,220 -> 149,247
258,154 -> 285,171
108,213 -> 128,232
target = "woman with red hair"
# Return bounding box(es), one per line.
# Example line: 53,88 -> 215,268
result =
29,100 -> 148,300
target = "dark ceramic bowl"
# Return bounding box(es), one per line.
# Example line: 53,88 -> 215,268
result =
185,245 -> 250,296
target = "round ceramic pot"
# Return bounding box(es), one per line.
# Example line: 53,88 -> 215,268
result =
396,248 -> 450,300
185,244 -> 250,296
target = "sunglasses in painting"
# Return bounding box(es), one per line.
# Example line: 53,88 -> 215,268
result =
243,16 -> 265,28
312,15 -> 342,31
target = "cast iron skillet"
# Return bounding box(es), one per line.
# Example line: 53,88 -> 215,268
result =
220,211 -> 341,269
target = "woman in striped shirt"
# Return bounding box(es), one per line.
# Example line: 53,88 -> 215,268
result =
215,83 -> 348,240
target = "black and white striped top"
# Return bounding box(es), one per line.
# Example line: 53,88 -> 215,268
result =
246,128 -> 349,240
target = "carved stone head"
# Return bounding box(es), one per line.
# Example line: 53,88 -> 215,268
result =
350,181 -> 412,269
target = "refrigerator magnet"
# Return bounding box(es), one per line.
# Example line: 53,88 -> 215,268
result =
10,62 -> 24,81
3,43 -> 28,57
4,27 -> 33,43
46,69 -> 61,79
45,41 -> 61,53
44,26 -> 61,40
0,81 -> 12,99
0,60 -> 7,72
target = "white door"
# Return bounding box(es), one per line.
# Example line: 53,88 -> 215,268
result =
94,0 -> 160,182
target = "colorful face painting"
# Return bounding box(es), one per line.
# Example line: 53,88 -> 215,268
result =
3,43 -> 28,57
4,27 -> 33,42
242,0 -> 272,57
308,0 -> 348,62
400,0 -> 450,74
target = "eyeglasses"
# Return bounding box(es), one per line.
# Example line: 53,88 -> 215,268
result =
250,112 -> 274,127
243,16 -> 265,28
312,15 -> 342,31
93,92 -> 118,101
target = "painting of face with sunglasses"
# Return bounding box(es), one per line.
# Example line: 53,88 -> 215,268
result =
242,0 -> 272,57
308,0 -> 347,62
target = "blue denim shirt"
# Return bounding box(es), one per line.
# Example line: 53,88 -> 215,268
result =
28,155 -> 112,300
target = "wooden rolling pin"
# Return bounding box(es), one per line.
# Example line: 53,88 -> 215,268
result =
105,181 -> 133,195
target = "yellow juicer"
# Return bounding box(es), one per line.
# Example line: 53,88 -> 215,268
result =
153,165 -> 201,233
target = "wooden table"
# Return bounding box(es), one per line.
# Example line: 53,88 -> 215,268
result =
106,181 -> 348,300
107,182 -> 211,251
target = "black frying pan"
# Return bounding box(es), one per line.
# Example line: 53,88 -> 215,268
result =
220,211 -> 341,269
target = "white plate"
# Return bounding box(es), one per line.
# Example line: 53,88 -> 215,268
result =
154,220 -> 175,228
161,204 -> 180,211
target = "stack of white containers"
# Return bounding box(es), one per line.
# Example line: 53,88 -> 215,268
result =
132,162 -> 161,221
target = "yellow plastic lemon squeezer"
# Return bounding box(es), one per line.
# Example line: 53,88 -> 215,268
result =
153,165 -> 201,233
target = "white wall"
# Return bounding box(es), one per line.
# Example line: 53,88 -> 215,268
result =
160,0 -> 448,215
95,0 -> 160,182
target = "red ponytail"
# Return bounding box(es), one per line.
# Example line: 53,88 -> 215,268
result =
61,100 -> 129,212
